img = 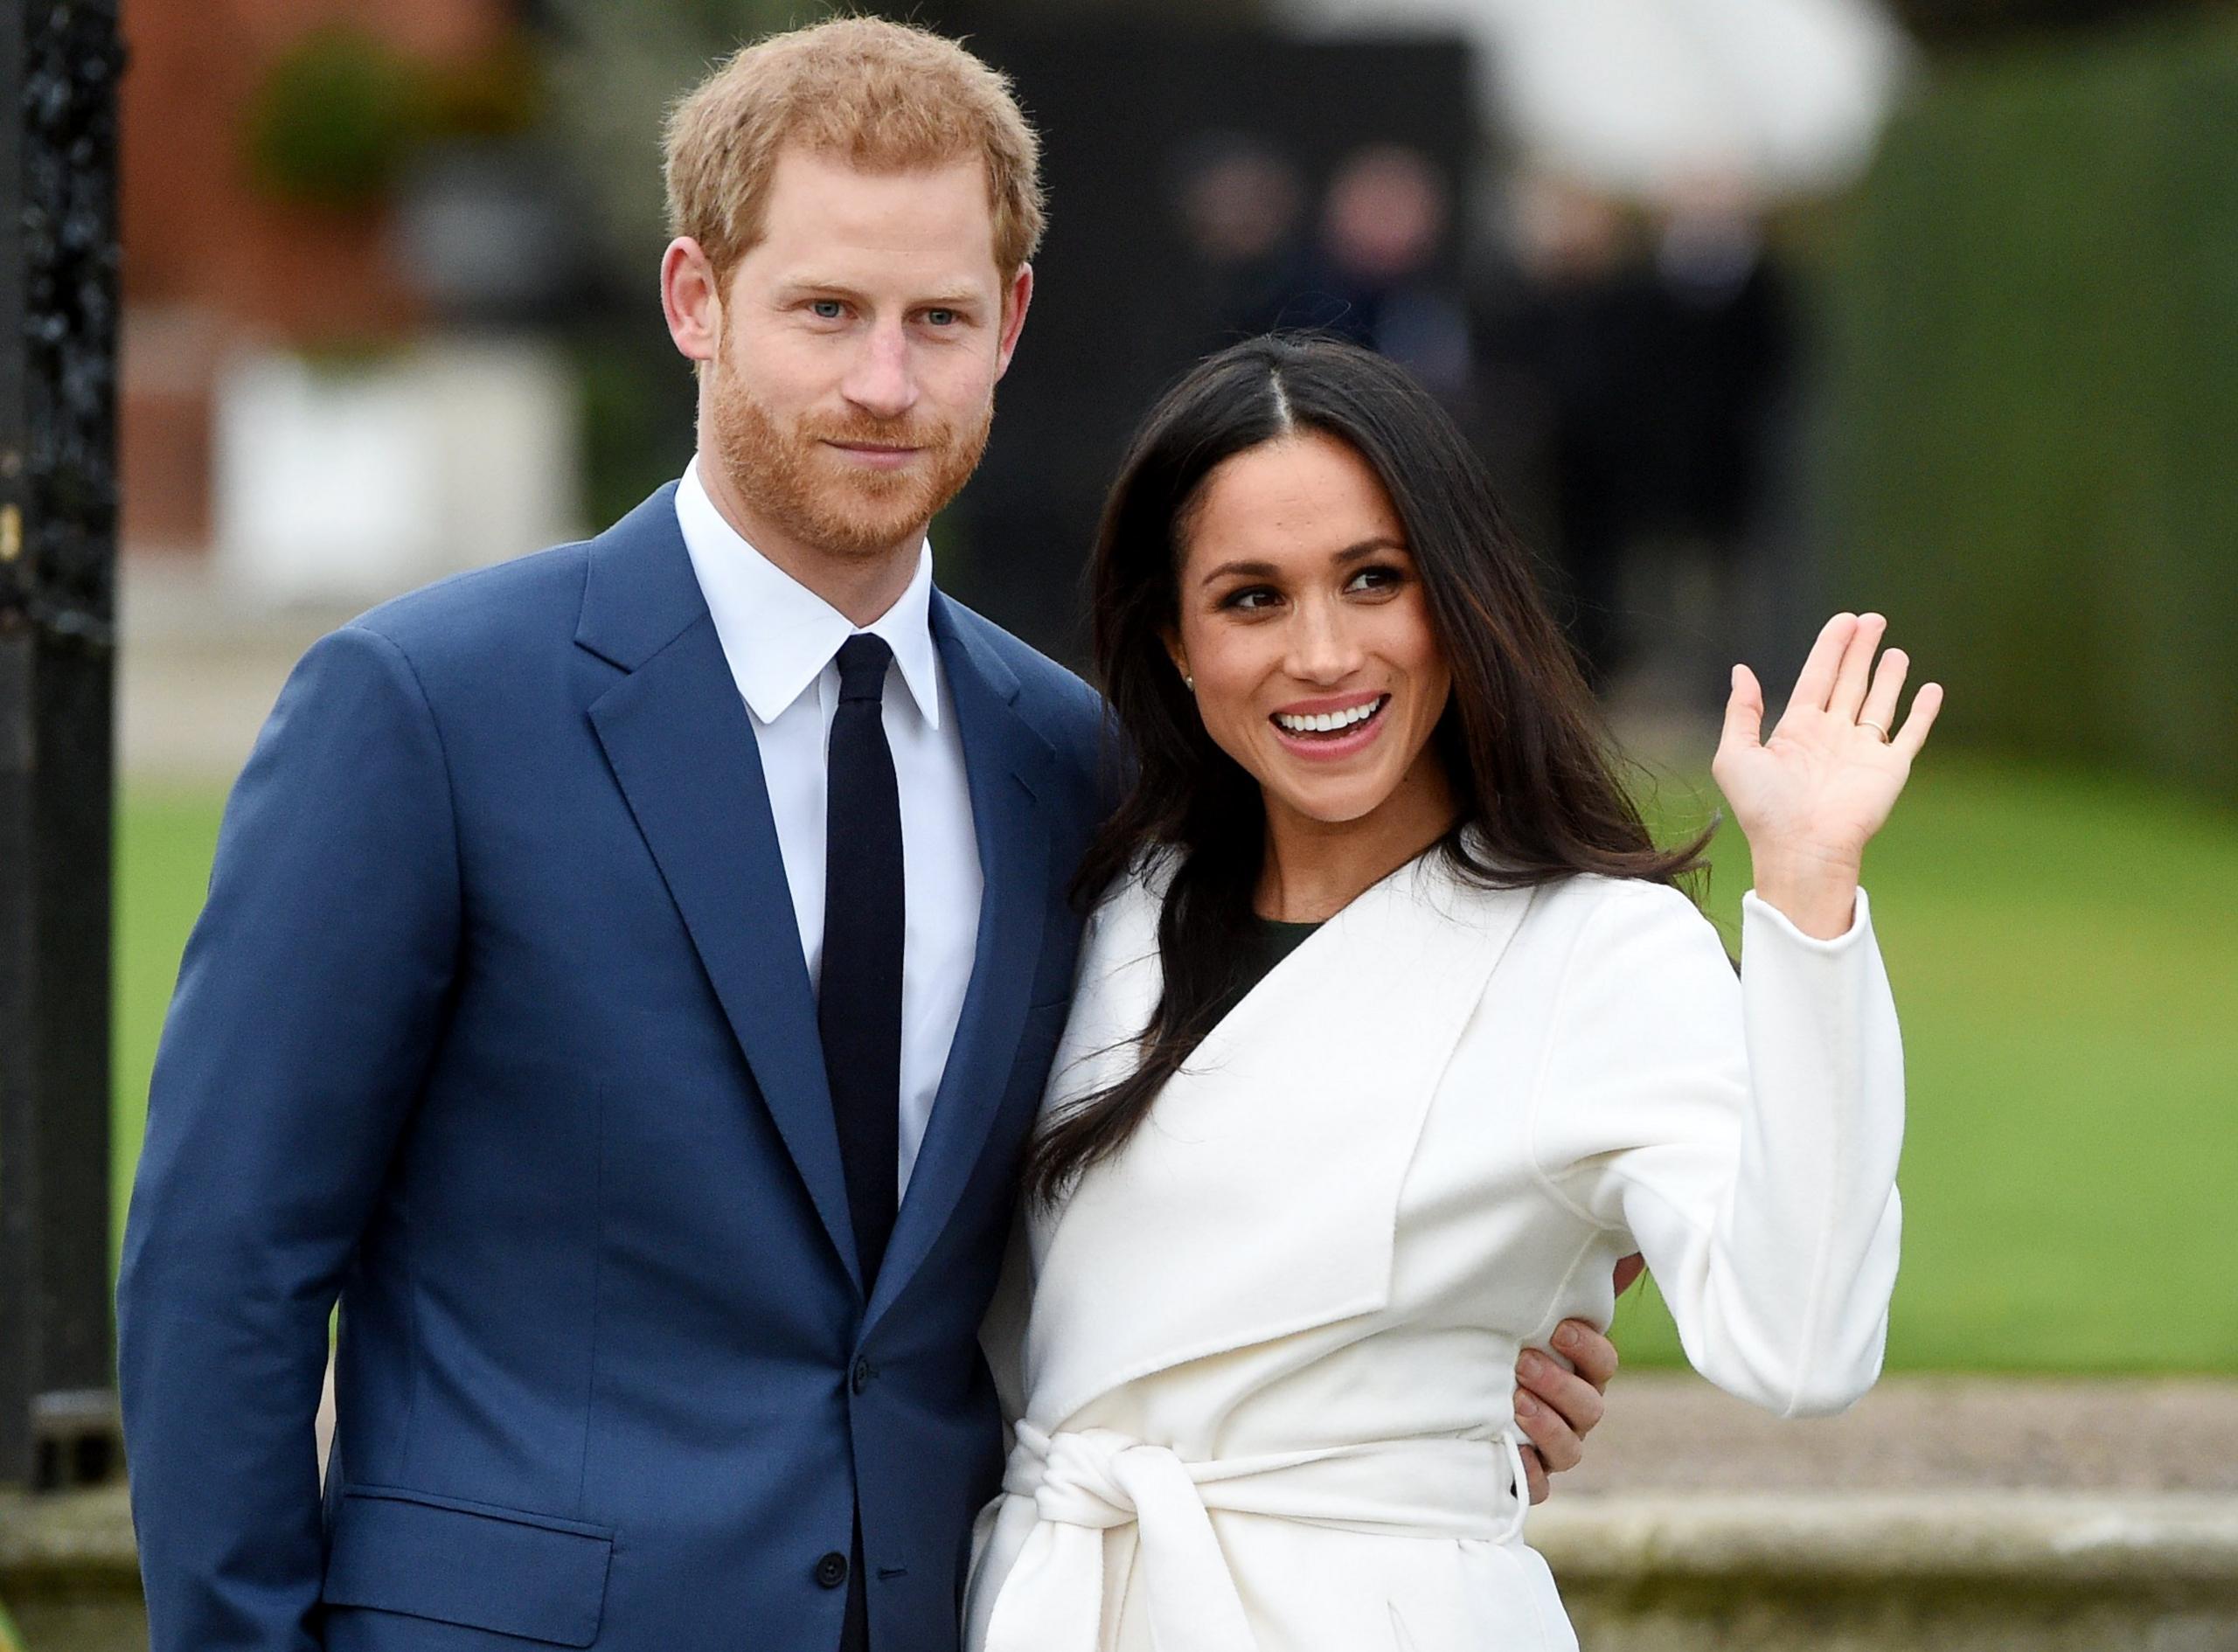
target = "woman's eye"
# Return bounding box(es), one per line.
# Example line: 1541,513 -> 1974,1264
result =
1346,566 -> 1403,593
1222,587 -> 1279,612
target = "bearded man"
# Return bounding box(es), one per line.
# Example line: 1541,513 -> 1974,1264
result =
115,20 -> 1621,1652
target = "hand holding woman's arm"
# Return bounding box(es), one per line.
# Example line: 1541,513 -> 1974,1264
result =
1713,612 -> 1943,939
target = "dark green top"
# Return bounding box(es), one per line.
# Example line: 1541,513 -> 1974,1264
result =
1206,916 -> 1324,1031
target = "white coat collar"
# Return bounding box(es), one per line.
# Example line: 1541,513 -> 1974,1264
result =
1021,846 -> 1538,1428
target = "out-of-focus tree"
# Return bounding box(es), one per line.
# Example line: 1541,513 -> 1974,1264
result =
1889,0 -> 2223,45
1822,4 -> 2238,802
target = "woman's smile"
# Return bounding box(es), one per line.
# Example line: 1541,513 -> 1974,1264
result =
1268,692 -> 1393,760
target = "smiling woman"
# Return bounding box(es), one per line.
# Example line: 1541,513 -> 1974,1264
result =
1162,429 -> 1456,899
1025,334 -> 1710,1206
973,332 -> 1937,1652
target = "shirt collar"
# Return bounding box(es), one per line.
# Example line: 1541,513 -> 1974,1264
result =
675,455 -> 942,729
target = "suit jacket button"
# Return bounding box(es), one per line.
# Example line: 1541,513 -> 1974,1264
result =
851,1357 -> 873,1394
816,1551 -> 849,1589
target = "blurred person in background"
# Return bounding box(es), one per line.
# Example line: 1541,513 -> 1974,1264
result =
113,17 -> 1619,1652
1171,131 -> 1309,351
1633,175 -> 1802,710
1264,142 -> 1477,408
1477,170 -> 1663,688
1479,171 -> 1800,705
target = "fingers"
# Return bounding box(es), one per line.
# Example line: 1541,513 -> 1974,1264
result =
1555,1315 -> 1623,1391
1520,1443 -> 1550,1504
1829,612 -> 1887,722
1512,1381 -> 1588,1474
1515,1348 -> 1606,1468
1858,645 -> 1908,739
1787,612 -> 1859,714
1894,679 -> 1945,759
1719,663 -> 1764,758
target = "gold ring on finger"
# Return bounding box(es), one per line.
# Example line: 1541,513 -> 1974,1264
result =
1858,718 -> 1891,743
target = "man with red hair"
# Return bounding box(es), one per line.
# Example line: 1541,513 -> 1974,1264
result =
118,20 -> 1620,1652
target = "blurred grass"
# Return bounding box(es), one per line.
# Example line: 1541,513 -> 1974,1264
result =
115,753 -> 2238,1371
113,787 -> 227,1238
1625,753 -> 2238,1372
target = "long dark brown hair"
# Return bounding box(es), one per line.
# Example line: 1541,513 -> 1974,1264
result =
1023,335 -> 1708,1208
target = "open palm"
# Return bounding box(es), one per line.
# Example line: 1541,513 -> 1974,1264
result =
1713,613 -> 1943,871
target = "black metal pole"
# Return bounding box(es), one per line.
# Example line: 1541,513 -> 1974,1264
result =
0,0 -> 124,1492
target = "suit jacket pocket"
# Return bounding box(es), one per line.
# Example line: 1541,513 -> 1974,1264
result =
322,1484 -> 615,1647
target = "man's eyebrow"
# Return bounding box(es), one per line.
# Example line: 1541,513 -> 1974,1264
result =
773,279 -> 986,309
1197,538 -> 1407,587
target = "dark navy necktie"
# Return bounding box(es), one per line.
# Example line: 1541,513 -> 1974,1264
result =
821,633 -> 903,1292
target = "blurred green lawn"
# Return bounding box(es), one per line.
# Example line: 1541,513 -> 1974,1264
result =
115,753 -> 2238,1371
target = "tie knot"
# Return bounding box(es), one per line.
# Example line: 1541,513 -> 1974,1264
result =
834,634 -> 893,704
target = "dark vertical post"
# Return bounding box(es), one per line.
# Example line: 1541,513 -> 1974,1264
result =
0,0 -> 125,1491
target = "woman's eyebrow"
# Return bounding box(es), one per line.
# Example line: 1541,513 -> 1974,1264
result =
1199,558 -> 1279,585
1198,538 -> 1407,587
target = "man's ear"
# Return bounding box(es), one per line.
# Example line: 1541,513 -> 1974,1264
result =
661,238 -> 723,366
994,262 -> 1034,380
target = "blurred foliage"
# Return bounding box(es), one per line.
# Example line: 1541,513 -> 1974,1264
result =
243,25 -> 433,211
1889,0 -> 2231,48
423,34 -> 547,142
571,323 -> 698,531
1816,6 -> 2238,804
242,24 -> 546,212
542,0 -> 803,268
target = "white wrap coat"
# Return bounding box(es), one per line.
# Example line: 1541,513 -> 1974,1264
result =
965,851 -> 1905,1652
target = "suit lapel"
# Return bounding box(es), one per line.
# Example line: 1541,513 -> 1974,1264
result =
579,488 -> 864,1294
865,594 -> 1055,1329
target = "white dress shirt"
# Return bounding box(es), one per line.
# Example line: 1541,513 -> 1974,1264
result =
674,457 -> 983,1197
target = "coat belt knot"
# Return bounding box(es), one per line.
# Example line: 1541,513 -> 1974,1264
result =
982,1422 -> 1531,1652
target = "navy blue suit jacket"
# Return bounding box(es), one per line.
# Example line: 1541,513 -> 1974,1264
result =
116,486 -> 1109,1652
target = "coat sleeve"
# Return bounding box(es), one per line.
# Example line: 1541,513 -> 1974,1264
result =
116,623 -> 462,1651
1528,880 -> 1904,1417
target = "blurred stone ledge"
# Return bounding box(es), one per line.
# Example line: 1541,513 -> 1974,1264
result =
1536,1493 -> 2238,1652
1528,1491 -> 2238,1585
7,1486 -> 2237,1652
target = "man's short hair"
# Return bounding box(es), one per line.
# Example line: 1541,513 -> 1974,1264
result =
664,17 -> 1045,287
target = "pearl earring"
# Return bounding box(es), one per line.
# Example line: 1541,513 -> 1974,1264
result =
1182,672 -> 1194,691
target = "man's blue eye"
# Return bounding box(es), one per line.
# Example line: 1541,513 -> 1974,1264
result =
811,300 -> 844,320
925,309 -> 957,326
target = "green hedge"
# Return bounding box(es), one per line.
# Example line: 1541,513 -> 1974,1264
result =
1818,10 -> 2238,803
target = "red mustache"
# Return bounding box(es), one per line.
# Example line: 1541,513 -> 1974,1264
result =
804,416 -> 949,448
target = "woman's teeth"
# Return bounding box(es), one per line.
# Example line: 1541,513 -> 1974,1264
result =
1273,697 -> 1386,735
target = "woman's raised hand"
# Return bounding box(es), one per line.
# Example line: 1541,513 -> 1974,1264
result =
1712,613 -> 1942,939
